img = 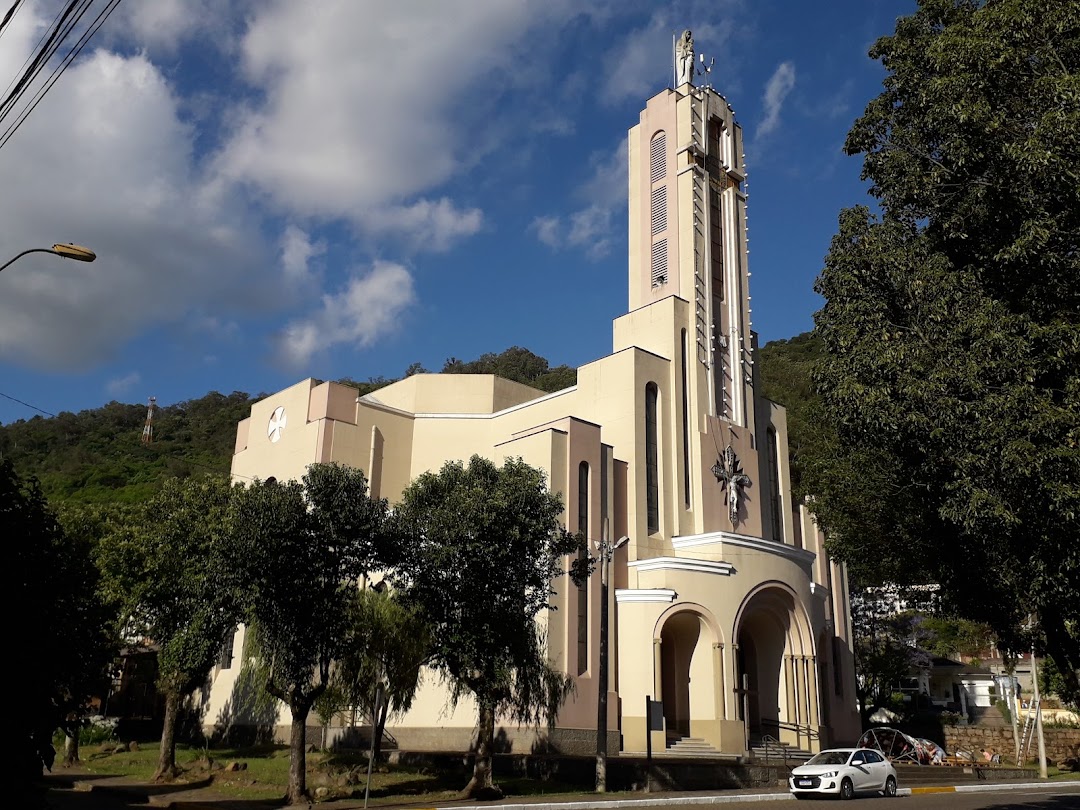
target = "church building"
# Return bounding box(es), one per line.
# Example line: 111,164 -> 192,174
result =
204,42 -> 861,757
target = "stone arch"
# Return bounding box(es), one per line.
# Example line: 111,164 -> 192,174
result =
653,603 -> 723,742
732,582 -> 818,745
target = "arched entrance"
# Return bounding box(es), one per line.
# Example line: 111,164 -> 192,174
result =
657,607 -> 721,744
734,585 -> 814,747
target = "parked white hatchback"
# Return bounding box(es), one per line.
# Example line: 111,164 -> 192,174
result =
789,747 -> 898,799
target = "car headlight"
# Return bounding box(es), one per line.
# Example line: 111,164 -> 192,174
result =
818,771 -> 838,778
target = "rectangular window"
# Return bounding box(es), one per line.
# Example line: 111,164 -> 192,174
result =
577,462 -> 589,675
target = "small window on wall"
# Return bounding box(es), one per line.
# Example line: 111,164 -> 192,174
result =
645,383 -> 659,534
577,462 -> 589,675
650,131 -> 667,183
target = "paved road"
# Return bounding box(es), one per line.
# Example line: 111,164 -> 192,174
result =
35,779 -> 1080,810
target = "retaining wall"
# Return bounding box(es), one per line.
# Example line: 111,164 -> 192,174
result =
944,725 -> 1080,764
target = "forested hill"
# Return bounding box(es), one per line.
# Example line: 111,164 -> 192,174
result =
1,341 -> 818,505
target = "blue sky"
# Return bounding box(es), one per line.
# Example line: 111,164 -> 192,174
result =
0,0 -> 912,425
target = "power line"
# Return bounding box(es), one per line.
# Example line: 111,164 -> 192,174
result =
0,389 -> 56,417
0,0 -> 26,41
0,0 -> 123,151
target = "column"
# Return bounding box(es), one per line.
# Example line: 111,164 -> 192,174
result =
653,638 -> 663,699
784,655 -> 797,724
730,642 -> 741,719
806,655 -> 820,728
713,642 -> 727,719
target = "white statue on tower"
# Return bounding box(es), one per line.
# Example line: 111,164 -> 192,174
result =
676,29 -> 695,86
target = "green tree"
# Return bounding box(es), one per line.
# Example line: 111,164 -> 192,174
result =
95,475 -> 238,780
7,460 -> 114,798
393,456 -> 580,799
222,463 -> 392,805
810,0 -> 1080,702
335,586 -> 429,761
53,502 -> 130,765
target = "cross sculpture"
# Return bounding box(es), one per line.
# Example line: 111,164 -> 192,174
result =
712,445 -> 750,526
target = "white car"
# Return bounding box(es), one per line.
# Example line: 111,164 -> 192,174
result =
789,747 -> 898,799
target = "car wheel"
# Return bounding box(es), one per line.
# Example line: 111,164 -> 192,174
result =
883,776 -> 897,797
840,778 -> 854,800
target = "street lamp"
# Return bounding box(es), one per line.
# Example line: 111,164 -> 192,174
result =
0,243 -> 96,273
595,520 -> 629,793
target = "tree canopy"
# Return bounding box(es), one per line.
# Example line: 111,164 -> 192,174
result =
393,456 -> 580,798
8,460 -> 114,797
810,0 -> 1079,701
95,474 -> 239,780
221,463 -> 393,805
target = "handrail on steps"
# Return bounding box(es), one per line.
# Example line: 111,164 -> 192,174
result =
760,719 -> 819,753
759,734 -> 790,769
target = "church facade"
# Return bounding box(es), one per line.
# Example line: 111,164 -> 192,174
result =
203,70 -> 860,757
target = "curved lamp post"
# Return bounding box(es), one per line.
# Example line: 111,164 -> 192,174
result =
0,243 -> 96,273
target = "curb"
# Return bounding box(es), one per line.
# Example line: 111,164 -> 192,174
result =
437,781 -> 1078,810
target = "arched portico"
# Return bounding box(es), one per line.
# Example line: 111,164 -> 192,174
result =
733,583 -> 820,751
654,604 -> 726,749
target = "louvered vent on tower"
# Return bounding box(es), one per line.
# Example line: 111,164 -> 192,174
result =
650,132 -> 666,183
651,186 -> 667,234
651,238 -> 668,287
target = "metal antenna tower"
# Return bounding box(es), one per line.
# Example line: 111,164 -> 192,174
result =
141,396 -> 156,444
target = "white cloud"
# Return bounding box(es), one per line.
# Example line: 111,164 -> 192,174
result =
105,371 -> 141,397
602,11 -> 736,105
364,199 -> 484,253
276,262 -> 416,369
529,137 -> 626,260
215,2 -> 564,250
0,38 -> 268,370
530,216 -> 561,249
281,225 -> 324,285
757,61 -> 796,138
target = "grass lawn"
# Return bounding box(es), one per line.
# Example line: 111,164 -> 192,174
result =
74,742 -> 594,803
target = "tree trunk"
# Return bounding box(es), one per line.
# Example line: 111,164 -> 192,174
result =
285,699 -> 312,805
461,700 -> 501,799
62,724 -> 80,766
153,691 -> 181,781
373,696 -> 389,762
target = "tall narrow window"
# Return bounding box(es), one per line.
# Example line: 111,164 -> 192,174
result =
218,628 -> 236,670
681,330 -> 691,509
767,428 -> 782,541
650,131 -> 667,182
577,461 -> 589,675
645,383 -> 659,534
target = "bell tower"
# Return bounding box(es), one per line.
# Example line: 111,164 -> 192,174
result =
626,39 -> 754,429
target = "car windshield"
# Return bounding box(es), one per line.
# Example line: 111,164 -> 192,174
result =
806,751 -> 850,765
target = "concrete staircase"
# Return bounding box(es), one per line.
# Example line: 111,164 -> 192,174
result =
664,735 -> 725,757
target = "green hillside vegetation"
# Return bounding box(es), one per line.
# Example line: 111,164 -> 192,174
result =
1,341 -> 814,506
756,331 -> 824,499
0,392 -> 258,505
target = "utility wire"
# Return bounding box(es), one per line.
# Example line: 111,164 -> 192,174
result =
0,0 -> 25,40
0,0 -> 86,121
0,0 -> 122,151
